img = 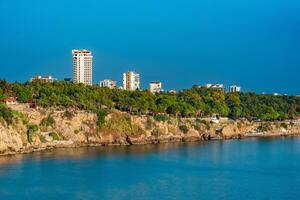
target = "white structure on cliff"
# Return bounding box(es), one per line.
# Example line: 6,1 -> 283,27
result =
99,79 -> 117,89
123,71 -> 140,91
205,83 -> 224,90
149,81 -> 163,93
72,49 -> 93,85
229,85 -> 241,93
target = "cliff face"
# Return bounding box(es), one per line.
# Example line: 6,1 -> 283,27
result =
0,122 -> 27,153
0,104 -> 300,155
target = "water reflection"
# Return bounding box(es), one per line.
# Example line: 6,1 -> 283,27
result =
0,142 -> 206,168
0,136 -> 299,174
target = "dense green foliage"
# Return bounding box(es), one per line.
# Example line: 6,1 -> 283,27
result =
0,102 -> 28,126
0,103 -> 14,125
49,132 -> 60,140
27,124 -> 38,143
0,80 -> 299,121
40,115 -> 55,127
154,114 -> 169,122
96,109 -> 109,128
101,112 -> 145,136
63,110 -> 74,120
257,123 -> 272,132
179,125 -> 189,134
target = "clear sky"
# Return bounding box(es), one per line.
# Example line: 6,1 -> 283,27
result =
0,0 -> 300,94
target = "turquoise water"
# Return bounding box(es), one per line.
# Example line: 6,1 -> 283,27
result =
0,137 -> 300,200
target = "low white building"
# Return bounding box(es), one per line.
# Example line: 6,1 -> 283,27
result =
205,83 -> 225,91
229,85 -> 241,93
30,75 -> 56,83
149,81 -> 163,93
168,89 -> 177,94
99,79 -> 117,89
2,96 -> 18,105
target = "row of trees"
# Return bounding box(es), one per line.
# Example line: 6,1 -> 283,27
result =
0,80 -> 299,120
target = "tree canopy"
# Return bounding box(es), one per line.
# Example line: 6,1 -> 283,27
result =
0,80 -> 299,121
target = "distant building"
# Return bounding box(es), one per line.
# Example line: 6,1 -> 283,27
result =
30,75 -> 56,83
99,79 -> 117,89
72,49 -> 93,85
168,89 -> 177,94
205,83 -> 224,89
123,71 -> 140,91
2,96 -> 18,105
204,84 -> 225,92
149,81 -> 163,93
229,85 -> 241,93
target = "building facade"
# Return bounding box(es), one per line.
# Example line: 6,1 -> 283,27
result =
30,75 -> 56,83
229,85 -> 241,93
123,71 -> 140,91
149,81 -> 163,93
72,49 -> 93,85
99,79 -> 117,89
205,83 -> 224,90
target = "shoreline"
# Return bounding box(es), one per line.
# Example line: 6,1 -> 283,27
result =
1,131 -> 299,157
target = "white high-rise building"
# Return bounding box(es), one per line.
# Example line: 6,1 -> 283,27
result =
149,81 -> 163,93
99,79 -> 117,89
123,71 -> 140,91
72,49 -> 93,85
229,85 -> 241,93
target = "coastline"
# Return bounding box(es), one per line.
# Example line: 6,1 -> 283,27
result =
1,131 -> 299,157
1,105 -> 300,157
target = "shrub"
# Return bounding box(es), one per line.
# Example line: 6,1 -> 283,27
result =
27,124 -> 38,143
193,123 -> 201,131
257,123 -> 271,132
96,109 -> 109,128
280,123 -> 288,129
63,110 -> 74,120
49,132 -> 60,140
154,114 -> 169,122
0,104 -> 14,125
40,115 -> 55,127
179,125 -> 189,134
101,112 -> 132,134
151,127 -> 163,137
14,112 -> 29,125
39,135 -> 47,143
145,116 -> 153,130
198,119 -> 210,130
131,124 -> 146,136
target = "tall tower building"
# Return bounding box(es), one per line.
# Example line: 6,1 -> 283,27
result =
72,49 -> 93,85
123,71 -> 140,91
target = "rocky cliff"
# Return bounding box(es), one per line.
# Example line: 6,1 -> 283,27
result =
0,104 -> 300,155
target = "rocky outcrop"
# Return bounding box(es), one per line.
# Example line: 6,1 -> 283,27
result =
0,104 -> 300,155
0,121 -> 27,153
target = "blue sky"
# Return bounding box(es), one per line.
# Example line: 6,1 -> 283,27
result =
0,0 -> 300,94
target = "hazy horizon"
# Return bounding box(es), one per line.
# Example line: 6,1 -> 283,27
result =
1,0 -> 300,94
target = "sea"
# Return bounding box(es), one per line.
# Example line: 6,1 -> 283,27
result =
0,136 -> 300,200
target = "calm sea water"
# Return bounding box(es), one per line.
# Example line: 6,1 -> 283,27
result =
0,137 -> 300,200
